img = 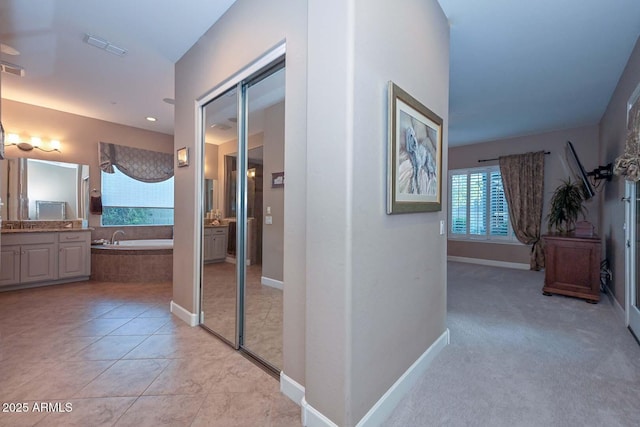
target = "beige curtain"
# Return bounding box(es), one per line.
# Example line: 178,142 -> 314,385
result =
499,151 -> 546,270
614,91 -> 640,181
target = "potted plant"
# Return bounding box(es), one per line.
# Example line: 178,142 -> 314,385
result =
547,178 -> 587,233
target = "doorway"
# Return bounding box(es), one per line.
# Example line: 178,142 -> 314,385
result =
199,54 -> 285,373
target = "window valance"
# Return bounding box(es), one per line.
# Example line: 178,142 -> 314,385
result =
614,89 -> 640,181
99,142 -> 173,183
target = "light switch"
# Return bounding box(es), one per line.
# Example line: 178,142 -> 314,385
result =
267,206 -> 271,214
439,220 -> 445,235
265,215 -> 273,225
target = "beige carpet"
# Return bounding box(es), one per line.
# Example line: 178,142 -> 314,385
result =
383,261 -> 640,427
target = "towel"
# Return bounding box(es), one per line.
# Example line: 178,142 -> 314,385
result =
90,195 -> 103,215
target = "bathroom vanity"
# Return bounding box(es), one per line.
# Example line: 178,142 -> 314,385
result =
203,224 -> 228,263
0,228 -> 91,290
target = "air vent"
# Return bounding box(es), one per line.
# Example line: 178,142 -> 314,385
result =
83,34 -> 127,57
0,60 -> 25,77
211,123 -> 231,131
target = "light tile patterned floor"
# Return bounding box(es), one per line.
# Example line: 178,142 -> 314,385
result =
0,280 -> 300,427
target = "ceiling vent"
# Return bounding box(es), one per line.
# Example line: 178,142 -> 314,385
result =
0,60 -> 25,77
211,123 -> 231,131
83,34 -> 127,57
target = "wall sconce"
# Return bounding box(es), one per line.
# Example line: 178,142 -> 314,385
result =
5,133 -> 62,153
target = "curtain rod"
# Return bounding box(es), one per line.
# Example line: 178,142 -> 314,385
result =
478,151 -> 551,163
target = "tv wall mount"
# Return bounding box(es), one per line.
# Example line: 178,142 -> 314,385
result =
587,163 -> 613,182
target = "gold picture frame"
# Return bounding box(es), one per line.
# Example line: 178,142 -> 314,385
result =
387,81 -> 443,214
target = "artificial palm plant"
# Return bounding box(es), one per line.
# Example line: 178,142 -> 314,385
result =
547,178 -> 587,233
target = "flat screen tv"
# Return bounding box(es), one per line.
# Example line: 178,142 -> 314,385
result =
566,141 -> 596,200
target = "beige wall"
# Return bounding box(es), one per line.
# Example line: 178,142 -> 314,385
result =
305,0 -> 449,423
173,0 -> 308,393
599,36 -> 640,306
261,101 -> 285,282
204,143 -> 218,180
176,0 -> 448,424
1,99 -> 173,229
448,125 -> 600,265
216,133 -> 264,218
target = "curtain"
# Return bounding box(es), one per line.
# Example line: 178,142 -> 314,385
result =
99,142 -> 173,183
499,151 -> 546,270
614,91 -> 640,181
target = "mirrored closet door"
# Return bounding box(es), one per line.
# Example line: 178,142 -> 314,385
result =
200,57 -> 285,372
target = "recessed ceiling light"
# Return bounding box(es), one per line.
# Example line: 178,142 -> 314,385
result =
146,117 -> 157,122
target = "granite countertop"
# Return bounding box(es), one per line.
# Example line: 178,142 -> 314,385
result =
1,228 -> 93,234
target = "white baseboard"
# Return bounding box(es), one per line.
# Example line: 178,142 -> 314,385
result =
355,329 -> 450,427
448,256 -> 529,270
280,372 -> 305,406
225,256 -> 251,265
170,300 -> 198,326
298,329 -> 450,427
302,397 -> 339,427
262,276 -> 284,290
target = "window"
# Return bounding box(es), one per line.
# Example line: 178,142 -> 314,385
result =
101,168 -> 174,226
449,166 -> 517,242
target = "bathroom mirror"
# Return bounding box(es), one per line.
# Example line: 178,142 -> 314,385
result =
0,158 -> 90,221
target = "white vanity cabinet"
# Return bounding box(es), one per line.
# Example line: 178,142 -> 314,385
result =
58,231 -> 91,279
0,230 -> 91,289
0,245 -> 21,285
204,226 -> 228,263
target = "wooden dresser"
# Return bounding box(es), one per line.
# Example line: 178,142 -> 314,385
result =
542,233 -> 601,303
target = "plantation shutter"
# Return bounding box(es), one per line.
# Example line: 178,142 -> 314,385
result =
489,171 -> 509,236
468,172 -> 487,235
450,173 -> 468,234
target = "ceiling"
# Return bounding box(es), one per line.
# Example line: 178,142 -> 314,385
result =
0,0 -> 237,135
1,1 -> 639,147
439,0 -> 640,146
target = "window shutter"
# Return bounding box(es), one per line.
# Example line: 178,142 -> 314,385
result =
489,171 -> 509,237
450,174 -> 467,234
468,172 -> 487,235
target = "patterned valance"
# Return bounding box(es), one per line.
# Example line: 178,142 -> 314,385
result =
614,89 -> 640,181
99,142 -> 173,183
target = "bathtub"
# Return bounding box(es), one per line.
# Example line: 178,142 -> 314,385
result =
97,239 -> 173,250
91,239 -> 173,282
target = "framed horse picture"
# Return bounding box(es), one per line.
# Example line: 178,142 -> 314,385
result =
387,81 -> 443,214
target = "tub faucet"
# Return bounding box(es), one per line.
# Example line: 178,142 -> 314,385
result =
111,229 -> 125,245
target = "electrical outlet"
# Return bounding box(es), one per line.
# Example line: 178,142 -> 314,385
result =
265,215 -> 273,225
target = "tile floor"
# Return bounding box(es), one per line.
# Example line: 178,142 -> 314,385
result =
0,280 -> 300,427
201,263 -> 283,369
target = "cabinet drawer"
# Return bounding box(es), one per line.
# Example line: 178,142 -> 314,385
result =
59,231 -> 90,243
205,227 -> 227,235
2,232 -> 56,246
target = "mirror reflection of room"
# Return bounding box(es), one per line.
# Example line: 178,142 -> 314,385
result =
201,66 -> 284,371
0,157 -> 90,222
